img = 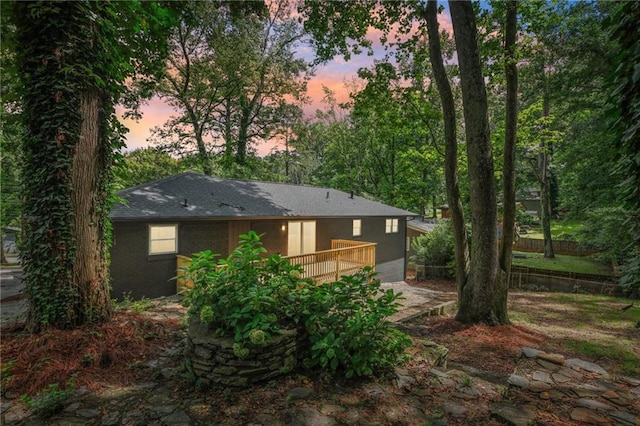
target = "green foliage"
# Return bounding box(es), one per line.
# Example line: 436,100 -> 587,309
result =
182,231 -> 315,345
183,232 -> 410,378
114,148 -> 188,190
410,222 -> 455,275
20,381 -> 75,418
115,294 -> 153,314
576,207 -> 635,265
303,268 -> 411,378
607,1 -> 640,297
13,1 -> 176,330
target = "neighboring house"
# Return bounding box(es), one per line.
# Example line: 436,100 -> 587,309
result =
109,172 -> 416,299
406,218 -> 441,262
517,187 -> 541,218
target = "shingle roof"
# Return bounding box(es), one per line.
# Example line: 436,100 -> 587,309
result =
407,218 -> 441,233
111,172 -> 416,220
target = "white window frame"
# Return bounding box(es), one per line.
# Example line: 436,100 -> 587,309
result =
385,218 -> 399,234
352,219 -> 362,237
149,224 -> 178,255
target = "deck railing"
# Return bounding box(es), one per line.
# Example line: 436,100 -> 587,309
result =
285,240 -> 376,284
175,240 -> 376,292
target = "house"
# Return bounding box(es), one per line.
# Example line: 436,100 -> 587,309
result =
406,218 -> 441,258
109,172 -> 416,299
517,187 -> 541,218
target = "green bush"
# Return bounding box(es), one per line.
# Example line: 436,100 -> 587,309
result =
182,231 -> 315,347
577,207 -> 635,264
303,268 -> 411,378
410,221 -> 455,277
182,232 -> 411,378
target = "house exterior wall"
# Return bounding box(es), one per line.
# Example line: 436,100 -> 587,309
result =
111,216 -> 408,300
313,216 -> 407,283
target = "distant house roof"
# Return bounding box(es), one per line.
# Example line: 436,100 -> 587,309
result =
111,172 -> 416,221
407,218 -> 441,233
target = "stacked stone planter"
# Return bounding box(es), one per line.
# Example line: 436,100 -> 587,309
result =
186,316 -> 307,387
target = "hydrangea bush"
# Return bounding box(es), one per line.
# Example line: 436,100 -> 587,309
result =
182,231 -> 411,377
182,231 -> 315,354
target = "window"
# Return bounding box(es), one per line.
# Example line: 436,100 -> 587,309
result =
149,224 -> 177,255
352,219 -> 362,237
287,221 -> 316,256
385,218 -> 398,234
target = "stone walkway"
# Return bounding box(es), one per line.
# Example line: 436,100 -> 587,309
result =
2,291 -> 639,425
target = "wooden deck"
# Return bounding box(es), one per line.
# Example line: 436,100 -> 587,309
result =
176,240 -> 376,292
284,240 -> 376,284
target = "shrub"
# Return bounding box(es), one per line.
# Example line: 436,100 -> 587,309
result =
410,221 -> 455,277
182,232 -> 411,378
576,207 -> 634,264
181,231 -> 315,347
304,268 -> 412,378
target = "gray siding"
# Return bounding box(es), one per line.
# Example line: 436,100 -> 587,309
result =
110,216 -> 408,300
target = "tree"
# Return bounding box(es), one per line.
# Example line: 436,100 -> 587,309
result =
114,148 -> 188,189
449,0 -> 508,324
0,5 -> 22,265
152,0 -> 308,173
422,0 -> 469,295
301,0 -> 514,324
500,0 -> 518,283
13,1 -> 174,331
608,1 -> 640,295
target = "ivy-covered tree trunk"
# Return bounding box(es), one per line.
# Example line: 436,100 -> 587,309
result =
450,0 -> 508,325
15,2 -> 113,330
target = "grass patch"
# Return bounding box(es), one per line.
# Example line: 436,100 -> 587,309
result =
512,252 -> 612,275
565,339 -> 639,376
523,219 -> 584,240
509,292 -> 640,377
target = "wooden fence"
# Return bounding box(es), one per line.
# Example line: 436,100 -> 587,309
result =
175,240 -> 377,292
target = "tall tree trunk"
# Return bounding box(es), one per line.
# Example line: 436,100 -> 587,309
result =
450,0 -> 508,325
424,1 -> 470,299
72,90 -> 112,321
16,2 -> 115,331
540,95 -> 555,258
500,1 -> 518,289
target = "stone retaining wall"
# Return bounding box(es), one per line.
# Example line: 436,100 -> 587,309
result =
186,316 -> 307,387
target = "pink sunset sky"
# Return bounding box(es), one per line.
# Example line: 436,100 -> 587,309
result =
117,10 -> 454,156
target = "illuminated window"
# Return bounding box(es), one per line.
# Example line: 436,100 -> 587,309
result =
385,218 -> 398,234
353,219 -> 362,237
149,224 -> 178,255
287,221 -> 316,256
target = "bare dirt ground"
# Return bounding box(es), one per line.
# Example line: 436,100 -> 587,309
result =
2,279 -> 639,425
